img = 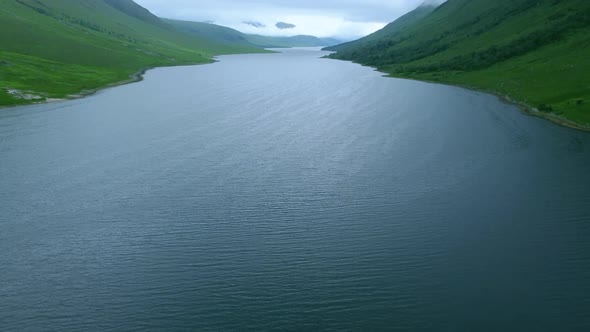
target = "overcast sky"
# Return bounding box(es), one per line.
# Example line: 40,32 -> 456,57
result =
134,0 -> 444,40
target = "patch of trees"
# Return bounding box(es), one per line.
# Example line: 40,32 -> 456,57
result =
59,14 -> 140,45
15,0 -> 49,16
538,104 -> 554,113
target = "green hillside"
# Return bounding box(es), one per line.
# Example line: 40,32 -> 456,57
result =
327,0 -> 590,130
165,19 -> 341,49
0,0 -> 265,106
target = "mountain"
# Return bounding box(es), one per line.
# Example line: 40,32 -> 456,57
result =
0,0 -> 265,106
163,19 -> 254,48
327,0 -> 590,129
326,2 -> 438,53
165,19 -> 341,48
102,0 -> 165,27
246,35 -> 341,48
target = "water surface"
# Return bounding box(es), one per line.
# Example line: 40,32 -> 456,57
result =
1,48 -> 589,331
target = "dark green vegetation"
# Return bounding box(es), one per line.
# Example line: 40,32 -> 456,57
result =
327,0 -> 590,129
165,19 -> 341,49
0,0 -> 266,106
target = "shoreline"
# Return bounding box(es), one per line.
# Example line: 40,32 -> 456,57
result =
0,50 -> 277,110
0,68 -> 149,110
497,94 -> 590,132
325,55 -> 590,132
385,73 -> 590,133
0,61 -> 213,110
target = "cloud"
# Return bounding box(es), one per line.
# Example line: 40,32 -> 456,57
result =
276,22 -> 296,29
134,0 -> 440,39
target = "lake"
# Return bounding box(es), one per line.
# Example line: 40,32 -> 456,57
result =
1,48 -> 589,331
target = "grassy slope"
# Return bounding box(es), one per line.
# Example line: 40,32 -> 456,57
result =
328,0 -> 590,129
0,0 -> 263,106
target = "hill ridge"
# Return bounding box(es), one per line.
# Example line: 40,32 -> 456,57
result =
102,0 -> 165,27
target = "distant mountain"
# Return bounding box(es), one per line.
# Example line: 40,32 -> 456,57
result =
276,22 -> 296,30
165,19 -> 341,49
0,0 -> 265,106
327,0 -> 590,129
246,35 -> 341,48
164,19 -> 254,47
